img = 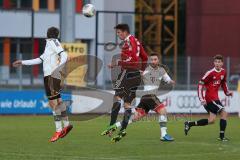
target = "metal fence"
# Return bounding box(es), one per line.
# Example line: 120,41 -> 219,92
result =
0,55 -> 239,91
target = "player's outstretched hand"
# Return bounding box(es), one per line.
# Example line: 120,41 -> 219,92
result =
12,60 -> 22,67
226,91 -> 233,97
107,63 -> 114,69
170,80 -> 176,85
200,100 -> 207,106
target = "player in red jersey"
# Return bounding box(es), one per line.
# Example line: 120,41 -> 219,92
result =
184,55 -> 233,141
101,24 -> 148,138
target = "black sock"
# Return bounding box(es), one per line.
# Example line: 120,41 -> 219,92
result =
120,108 -> 132,131
189,119 -> 208,127
110,101 -> 121,125
220,119 -> 227,139
188,121 -> 196,127
196,119 -> 208,126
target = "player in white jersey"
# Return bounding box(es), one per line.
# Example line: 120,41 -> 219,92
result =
103,53 -> 175,142
13,27 -> 73,142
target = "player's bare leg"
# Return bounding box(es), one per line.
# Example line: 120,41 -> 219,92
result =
152,104 -> 174,141
49,99 -> 63,142
218,110 -> 229,141
156,107 -> 174,141
57,98 -> 73,139
185,113 -> 216,136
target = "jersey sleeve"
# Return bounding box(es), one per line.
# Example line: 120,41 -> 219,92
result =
162,73 -> 172,83
198,71 -> 212,101
221,71 -> 230,95
22,58 -> 42,65
199,70 -> 212,85
50,39 -> 64,55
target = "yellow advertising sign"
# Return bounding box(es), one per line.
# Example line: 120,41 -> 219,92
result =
62,43 -> 87,87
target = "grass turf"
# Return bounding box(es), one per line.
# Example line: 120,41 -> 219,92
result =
0,115 -> 239,160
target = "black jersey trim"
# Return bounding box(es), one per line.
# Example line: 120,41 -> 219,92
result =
57,50 -> 64,56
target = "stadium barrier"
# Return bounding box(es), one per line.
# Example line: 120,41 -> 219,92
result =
0,90 -> 71,114
0,90 -> 239,114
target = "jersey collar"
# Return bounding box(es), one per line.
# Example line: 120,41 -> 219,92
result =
213,67 -> 222,73
149,65 -> 159,70
46,38 -> 57,41
124,34 -> 131,41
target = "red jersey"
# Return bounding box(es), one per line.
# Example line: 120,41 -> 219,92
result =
198,68 -> 230,103
118,35 -> 148,70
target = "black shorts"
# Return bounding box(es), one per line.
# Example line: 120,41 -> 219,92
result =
137,94 -> 163,113
44,76 -> 62,100
114,69 -> 141,103
204,100 -> 224,115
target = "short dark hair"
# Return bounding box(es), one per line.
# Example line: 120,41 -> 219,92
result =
114,24 -> 130,33
150,53 -> 159,58
47,27 -> 59,38
213,54 -> 224,62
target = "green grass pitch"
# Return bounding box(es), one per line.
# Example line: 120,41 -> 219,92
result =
0,115 -> 239,160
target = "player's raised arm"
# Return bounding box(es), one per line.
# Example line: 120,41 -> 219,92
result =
221,71 -> 233,96
12,57 -> 42,67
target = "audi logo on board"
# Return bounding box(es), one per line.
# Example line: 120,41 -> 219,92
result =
177,95 -> 201,109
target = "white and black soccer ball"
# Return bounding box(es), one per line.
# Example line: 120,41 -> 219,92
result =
82,4 -> 96,18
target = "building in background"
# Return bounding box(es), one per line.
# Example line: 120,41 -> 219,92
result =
0,0 -> 135,87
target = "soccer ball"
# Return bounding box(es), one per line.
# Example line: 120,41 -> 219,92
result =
82,4 -> 96,17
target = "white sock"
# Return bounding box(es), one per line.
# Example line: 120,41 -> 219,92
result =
161,127 -> 167,137
55,121 -> 62,132
116,122 -> 122,128
115,118 -> 133,128
128,119 -> 133,124
62,119 -> 70,127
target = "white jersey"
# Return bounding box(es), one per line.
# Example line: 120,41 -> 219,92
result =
40,39 -> 64,77
141,65 -> 172,95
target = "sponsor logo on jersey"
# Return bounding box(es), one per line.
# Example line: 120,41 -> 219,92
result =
221,75 -> 224,80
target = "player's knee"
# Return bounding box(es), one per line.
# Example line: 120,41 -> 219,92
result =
208,118 -> 216,124
114,96 -> 121,101
154,104 -> 165,114
123,102 -> 131,109
49,99 -> 58,109
134,108 -> 146,121
220,111 -> 228,119
113,97 -> 121,105
58,101 -> 67,112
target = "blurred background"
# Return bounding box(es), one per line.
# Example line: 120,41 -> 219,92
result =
0,0 -> 240,114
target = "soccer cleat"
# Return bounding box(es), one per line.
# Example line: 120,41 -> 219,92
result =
59,124 -> 73,138
184,121 -> 191,136
111,130 -> 127,143
49,131 -> 62,142
217,137 -> 230,142
101,124 -> 117,136
160,134 -> 174,141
